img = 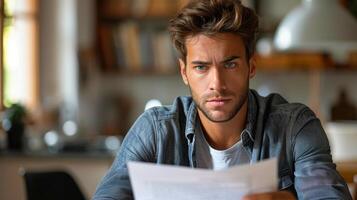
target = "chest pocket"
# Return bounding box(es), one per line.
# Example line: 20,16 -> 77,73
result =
279,168 -> 294,190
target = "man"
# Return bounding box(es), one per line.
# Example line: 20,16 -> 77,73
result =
93,0 -> 352,199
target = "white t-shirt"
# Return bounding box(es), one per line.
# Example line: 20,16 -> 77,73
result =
195,124 -> 251,170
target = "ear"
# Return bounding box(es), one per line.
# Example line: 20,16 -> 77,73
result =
248,54 -> 256,79
179,59 -> 188,85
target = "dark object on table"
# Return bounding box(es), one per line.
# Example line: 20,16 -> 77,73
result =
331,88 -> 357,121
2,104 -> 26,151
21,170 -> 86,200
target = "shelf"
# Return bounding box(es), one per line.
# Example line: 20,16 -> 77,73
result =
96,0 -> 182,75
97,22 -> 176,74
99,67 -> 179,76
97,0 -> 182,21
96,0 -> 357,76
255,52 -> 357,71
98,15 -> 172,23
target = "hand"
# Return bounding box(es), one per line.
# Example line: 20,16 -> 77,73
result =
242,191 -> 296,200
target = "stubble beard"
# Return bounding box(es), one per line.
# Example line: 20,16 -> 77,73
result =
189,85 -> 249,123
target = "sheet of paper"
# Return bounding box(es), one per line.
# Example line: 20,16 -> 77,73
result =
128,158 -> 277,200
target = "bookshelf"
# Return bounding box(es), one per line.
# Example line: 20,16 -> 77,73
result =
96,0 -> 189,74
95,0 -> 357,74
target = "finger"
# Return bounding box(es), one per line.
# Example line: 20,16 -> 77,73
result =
243,191 -> 295,200
242,193 -> 273,200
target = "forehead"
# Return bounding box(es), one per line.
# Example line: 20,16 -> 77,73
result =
185,33 -> 246,58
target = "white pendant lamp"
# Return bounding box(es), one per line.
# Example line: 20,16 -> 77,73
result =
274,0 -> 357,63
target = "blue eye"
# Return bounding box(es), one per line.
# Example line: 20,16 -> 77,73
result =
194,65 -> 207,71
224,62 -> 237,69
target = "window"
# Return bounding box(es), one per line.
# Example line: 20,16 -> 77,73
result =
1,0 -> 38,110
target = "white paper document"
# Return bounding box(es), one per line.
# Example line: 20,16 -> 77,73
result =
128,158 -> 277,200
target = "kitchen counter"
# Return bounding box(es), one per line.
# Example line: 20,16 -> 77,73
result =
0,149 -> 114,200
0,149 -> 115,159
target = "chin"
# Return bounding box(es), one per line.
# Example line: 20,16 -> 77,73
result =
205,112 -> 236,123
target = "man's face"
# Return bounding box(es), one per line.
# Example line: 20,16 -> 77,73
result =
180,33 -> 256,123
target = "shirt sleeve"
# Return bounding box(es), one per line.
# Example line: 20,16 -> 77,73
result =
292,109 -> 352,200
92,111 -> 157,200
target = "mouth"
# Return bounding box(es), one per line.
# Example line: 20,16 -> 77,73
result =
206,98 -> 231,106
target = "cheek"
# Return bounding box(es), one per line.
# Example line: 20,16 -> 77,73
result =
187,73 -> 210,93
227,72 -> 249,89
193,78 -> 210,92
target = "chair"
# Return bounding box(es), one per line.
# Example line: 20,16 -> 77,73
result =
20,169 -> 86,200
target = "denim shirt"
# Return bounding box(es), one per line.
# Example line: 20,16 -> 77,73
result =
93,90 -> 352,200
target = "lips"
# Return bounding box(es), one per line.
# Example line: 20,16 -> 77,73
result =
206,98 -> 231,106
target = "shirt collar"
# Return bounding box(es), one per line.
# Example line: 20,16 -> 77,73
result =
184,100 -> 197,142
243,90 -> 257,144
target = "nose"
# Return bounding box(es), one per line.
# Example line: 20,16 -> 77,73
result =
209,67 -> 226,92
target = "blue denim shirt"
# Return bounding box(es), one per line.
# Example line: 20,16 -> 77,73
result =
93,90 -> 352,200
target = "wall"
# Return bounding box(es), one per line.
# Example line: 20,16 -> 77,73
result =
39,0 -> 79,122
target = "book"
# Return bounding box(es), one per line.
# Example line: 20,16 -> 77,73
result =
152,31 -> 176,73
98,25 -> 116,72
117,22 -> 142,72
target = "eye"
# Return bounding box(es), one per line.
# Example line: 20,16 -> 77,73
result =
194,65 -> 207,71
224,62 -> 237,69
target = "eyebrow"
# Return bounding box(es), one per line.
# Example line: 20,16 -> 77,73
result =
191,56 -> 240,65
221,56 -> 240,63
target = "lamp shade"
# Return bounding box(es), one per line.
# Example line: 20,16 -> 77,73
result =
274,0 -> 357,62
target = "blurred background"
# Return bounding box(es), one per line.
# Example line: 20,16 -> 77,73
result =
0,0 -> 357,199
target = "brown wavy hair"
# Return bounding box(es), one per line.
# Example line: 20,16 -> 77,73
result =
168,0 -> 259,62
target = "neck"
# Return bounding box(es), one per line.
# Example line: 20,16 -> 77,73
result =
198,99 -> 248,150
